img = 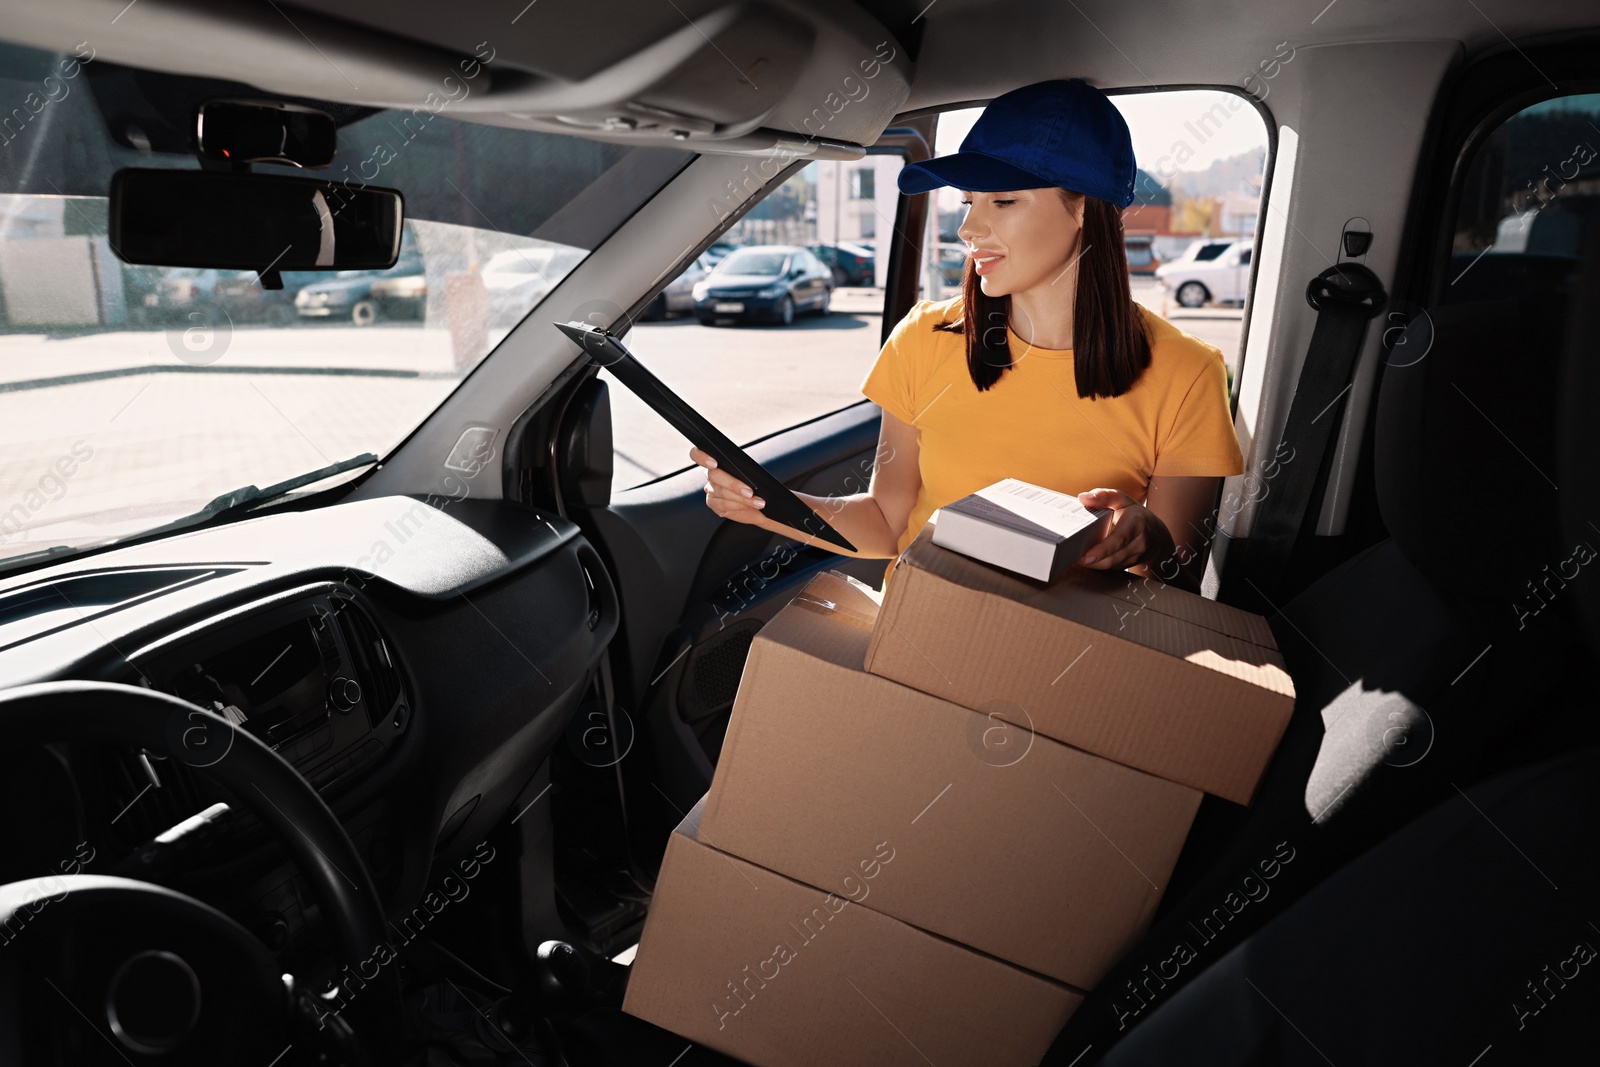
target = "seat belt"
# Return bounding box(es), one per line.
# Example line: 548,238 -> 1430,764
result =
1230,251 -> 1386,610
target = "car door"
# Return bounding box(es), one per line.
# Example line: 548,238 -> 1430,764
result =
795,249 -> 825,307
511,118 -> 939,867
1225,246 -> 1252,302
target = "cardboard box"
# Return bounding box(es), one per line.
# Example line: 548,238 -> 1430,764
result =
699,572 -> 1203,990
931,477 -> 1114,582
867,521 -> 1296,805
623,795 -> 1081,1067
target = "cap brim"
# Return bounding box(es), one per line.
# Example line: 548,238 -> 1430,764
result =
896,152 -> 1056,195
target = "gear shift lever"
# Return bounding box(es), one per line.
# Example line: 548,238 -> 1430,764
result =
495,940 -> 606,1040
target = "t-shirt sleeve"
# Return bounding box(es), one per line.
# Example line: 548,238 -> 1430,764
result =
1152,346 -> 1246,477
859,301 -> 930,425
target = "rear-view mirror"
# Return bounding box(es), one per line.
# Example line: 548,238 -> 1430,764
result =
110,168 -> 403,272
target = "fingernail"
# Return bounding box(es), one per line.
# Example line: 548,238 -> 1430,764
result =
741,487 -> 752,498
707,459 -> 717,468
754,498 -> 765,507
1083,554 -> 1096,564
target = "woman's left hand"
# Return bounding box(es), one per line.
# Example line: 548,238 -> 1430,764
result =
1074,488 -> 1175,571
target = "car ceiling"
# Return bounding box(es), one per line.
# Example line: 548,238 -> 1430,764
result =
891,0 -> 1598,109
0,0 -> 1593,144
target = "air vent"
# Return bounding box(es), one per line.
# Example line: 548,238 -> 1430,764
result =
334,596 -> 405,731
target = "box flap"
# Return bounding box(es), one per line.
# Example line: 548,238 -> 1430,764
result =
673,793 -> 707,839
787,570 -> 882,636
757,586 -> 876,673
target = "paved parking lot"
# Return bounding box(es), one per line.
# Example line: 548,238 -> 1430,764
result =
0,279 -> 1243,557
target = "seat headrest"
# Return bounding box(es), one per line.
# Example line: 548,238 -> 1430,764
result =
1373,264 -> 1573,636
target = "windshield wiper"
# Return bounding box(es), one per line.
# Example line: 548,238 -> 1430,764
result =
128,452 -> 381,541
0,544 -> 82,578
179,452 -> 379,526
0,454 -> 379,580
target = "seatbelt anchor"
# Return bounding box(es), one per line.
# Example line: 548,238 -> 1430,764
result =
1305,218 -> 1387,316
1305,261 -> 1387,317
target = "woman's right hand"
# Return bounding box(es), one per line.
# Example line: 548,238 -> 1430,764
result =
690,446 -> 768,525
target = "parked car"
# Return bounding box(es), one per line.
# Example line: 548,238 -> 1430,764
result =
141,267 -> 221,324
691,244 -> 832,325
295,250 -> 425,326
214,269 -> 340,325
701,240 -> 739,269
368,271 -> 427,321
808,241 -> 876,286
640,253 -> 715,320
1174,238 -> 1238,264
481,245 -> 589,330
1154,240 -> 1251,307
118,264 -> 164,327
1125,234 -> 1160,274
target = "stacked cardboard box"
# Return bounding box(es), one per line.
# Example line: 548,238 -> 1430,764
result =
624,521 -> 1297,1066
869,522 -> 1297,805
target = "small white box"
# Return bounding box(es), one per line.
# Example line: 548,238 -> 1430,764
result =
931,478 -> 1113,582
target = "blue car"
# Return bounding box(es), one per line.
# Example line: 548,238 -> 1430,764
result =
692,245 -> 832,326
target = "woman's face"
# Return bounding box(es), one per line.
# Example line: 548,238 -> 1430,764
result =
955,188 -> 1086,297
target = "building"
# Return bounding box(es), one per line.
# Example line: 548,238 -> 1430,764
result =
1213,190 -> 1259,237
812,157 -> 902,287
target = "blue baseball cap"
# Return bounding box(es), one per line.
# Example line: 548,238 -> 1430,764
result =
897,79 -> 1137,208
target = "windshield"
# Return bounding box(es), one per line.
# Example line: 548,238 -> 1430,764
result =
714,249 -> 790,276
0,42 -> 693,570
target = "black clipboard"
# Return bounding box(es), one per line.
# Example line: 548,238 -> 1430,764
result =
552,320 -> 858,553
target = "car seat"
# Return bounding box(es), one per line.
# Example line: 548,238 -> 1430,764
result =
1036,223 -> 1600,1062
1042,207 -> 1600,1062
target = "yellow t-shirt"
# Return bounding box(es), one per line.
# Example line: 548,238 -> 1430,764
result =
859,297 -> 1245,587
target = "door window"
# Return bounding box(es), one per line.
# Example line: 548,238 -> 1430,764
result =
1443,92 -> 1599,305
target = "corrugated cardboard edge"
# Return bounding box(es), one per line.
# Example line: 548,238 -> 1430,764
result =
708,570 -> 880,821
623,793 -> 1085,1067
624,798 -> 1096,997
866,547 -> 1294,806
904,520 -> 1283,654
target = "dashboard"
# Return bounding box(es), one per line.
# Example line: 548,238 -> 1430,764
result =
0,495 -> 618,962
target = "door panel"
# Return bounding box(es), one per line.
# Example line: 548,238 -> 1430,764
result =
590,401 -> 888,860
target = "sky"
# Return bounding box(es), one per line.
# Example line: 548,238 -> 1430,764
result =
931,89 -> 1270,210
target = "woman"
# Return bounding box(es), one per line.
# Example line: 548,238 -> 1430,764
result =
691,79 -> 1244,594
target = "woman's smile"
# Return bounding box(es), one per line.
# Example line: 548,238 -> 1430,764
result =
973,252 -> 1005,275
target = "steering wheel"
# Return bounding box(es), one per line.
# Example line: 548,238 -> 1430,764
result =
0,681 -> 403,1066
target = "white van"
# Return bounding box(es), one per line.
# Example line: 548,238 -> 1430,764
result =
1154,240 -> 1253,307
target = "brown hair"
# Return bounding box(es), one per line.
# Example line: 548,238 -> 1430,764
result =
932,187 -> 1152,399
